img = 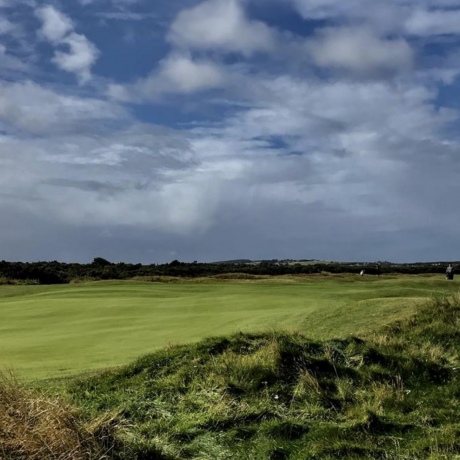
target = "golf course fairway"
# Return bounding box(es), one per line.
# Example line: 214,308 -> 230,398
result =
0,275 -> 456,380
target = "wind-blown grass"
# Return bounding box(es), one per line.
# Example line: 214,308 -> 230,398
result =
0,371 -> 111,460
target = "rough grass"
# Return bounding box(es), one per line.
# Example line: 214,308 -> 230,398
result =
0,278 -> 38,286
62,292 -> 460,460
0,371 -> 112,460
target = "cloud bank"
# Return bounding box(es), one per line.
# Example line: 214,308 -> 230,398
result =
0,0 -> 459,263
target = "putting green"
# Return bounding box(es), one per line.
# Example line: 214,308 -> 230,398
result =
0,275 -> 455,380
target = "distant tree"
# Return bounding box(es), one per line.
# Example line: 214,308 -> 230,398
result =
92,257 -> 112,267
36,266 -> 69,284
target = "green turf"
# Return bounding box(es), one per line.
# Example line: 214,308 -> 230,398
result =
0,275 -> 457,380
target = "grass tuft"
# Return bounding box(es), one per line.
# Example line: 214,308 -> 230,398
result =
0,371 -> 112,459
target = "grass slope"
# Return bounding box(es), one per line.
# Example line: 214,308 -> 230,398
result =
0,276 -> 456,379
67,293 -> 460,460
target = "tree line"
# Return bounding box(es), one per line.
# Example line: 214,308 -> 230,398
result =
0,258 -> 455,285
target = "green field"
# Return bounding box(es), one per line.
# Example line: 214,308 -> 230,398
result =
0,275 -> 457,380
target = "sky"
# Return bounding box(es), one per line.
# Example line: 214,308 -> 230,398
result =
1,0 -> 460,263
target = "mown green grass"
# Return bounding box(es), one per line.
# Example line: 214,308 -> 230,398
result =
0,275 -> 457,380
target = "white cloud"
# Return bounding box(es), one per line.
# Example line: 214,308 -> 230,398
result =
405,9 -> 460,36
288,0 -> 405,32
307,28 -> 414,78
288,0 -> 460,36
156,53 -> 226,93
36,5 -> 73,43
108,53 -> 226,100
78,0 -> 138,4
52,33 -> 100,84
0,80 -> 127,135
96,11 -> 154,21
78,0 -> 144,5
169,0 -> 276,55
35,5 -> 99,83
291,0 -> 369,20
222,76 -> 448,146
0,17 -> 17,35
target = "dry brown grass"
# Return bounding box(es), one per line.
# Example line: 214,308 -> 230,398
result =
0,371 -> 111,460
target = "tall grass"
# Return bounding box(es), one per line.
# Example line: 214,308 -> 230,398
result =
0,371 -> 111,459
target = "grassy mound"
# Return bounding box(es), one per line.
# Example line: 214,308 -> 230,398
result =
66,294 -> 460,460
0,372 -> 112,460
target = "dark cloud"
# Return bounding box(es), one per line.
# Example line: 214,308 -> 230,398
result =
43,178 -> 125,194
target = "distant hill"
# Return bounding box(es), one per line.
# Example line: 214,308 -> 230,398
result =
211,259 -> 253,264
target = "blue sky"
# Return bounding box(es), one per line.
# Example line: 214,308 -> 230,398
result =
1,0 -> 460,263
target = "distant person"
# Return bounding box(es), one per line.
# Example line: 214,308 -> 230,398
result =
376,264 -> 381,276
360,270 -> 365,276
446,264 -> 454,280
